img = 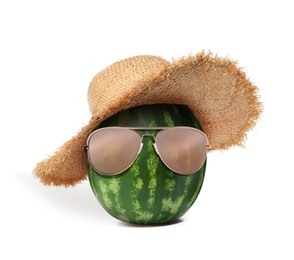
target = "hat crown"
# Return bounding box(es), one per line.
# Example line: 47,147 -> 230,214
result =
88,55 -> 169,117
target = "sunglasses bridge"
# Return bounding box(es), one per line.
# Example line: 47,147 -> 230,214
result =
131,131 -> 162,156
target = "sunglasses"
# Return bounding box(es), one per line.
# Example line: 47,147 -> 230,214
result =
85,126 -> 209,176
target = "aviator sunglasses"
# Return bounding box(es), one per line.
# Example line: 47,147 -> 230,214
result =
85,126 -> 210,176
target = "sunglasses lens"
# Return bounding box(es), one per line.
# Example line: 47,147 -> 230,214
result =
88,128 -> 141,175
156,127 -> 207,175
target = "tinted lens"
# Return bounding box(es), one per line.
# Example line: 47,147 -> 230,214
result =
87,128 -> 141,175
155,127 -> 207,175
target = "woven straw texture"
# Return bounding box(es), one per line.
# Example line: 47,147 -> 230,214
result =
34,52 -> 262,186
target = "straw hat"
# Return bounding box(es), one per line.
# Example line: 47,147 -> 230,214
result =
34,52 -> 262,186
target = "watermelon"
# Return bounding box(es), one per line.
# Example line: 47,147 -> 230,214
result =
87,104 -> 206,224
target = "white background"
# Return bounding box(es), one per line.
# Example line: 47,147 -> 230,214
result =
1,0 -> 293,259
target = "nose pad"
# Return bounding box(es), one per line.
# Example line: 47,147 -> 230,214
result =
138,143 -> 143,154
153,143 -> 159,155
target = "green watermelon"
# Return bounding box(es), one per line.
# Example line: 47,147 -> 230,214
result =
87,104 -> 206,224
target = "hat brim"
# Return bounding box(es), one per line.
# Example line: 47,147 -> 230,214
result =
34,52 -> 262,186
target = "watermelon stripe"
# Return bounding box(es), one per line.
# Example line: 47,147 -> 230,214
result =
163,110 -> 175,127
98,179 -> 113,209
146,138 -> 158,209
164,178 -> 176,192
160,175 -> 190,222
171,105 -> 181,118
108,178 -> 127,218
187,165 -> 206,208
129,161 -> 142,214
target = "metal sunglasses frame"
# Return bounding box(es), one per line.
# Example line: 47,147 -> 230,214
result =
85,126 -> 210,176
